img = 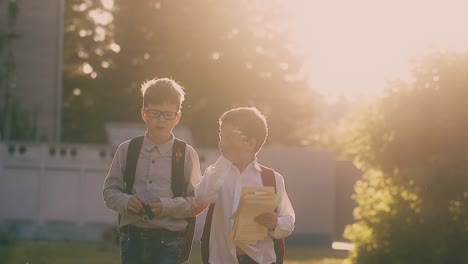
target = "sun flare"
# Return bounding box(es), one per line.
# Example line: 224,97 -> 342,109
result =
283,0 -> 468,101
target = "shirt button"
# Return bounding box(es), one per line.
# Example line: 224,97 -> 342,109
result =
152,160 -> 155,164
149,180 -> 152,184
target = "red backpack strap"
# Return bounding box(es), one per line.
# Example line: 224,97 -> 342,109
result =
260,165 -> 276,192
260,165 -> 285,264
201,204 -> 215,264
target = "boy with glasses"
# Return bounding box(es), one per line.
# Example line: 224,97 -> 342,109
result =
103,78 -> 202,264
196,107 -> 295,264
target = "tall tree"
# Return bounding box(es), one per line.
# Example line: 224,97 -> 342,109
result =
62,0 -> 320,146
108,0 -> 319,147
340,51 -> 468,264
0,0 -> 21,140
62,0 -> 117,143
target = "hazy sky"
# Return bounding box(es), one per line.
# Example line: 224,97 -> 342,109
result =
285,0 -> 468,101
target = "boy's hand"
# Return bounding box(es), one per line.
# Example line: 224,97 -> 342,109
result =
127,194 -> 147,214
149,199 -> 163,216
254,212 -> 278,231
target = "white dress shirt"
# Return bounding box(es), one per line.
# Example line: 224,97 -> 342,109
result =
196,155 -> 295,264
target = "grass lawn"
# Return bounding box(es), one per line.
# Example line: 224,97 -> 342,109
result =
0,241 -> 348,264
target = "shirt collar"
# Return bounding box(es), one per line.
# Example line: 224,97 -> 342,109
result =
252,157 -> 262,171
231,157 -> 261,172
142,133 -> 175,154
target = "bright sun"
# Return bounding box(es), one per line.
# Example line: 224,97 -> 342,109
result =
285,0 -> 468,102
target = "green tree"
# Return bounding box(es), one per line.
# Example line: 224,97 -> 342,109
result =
72,0 -> 320,146
0,0 -> 23,141
62,0 -> 117,143
340,52 -> 468,264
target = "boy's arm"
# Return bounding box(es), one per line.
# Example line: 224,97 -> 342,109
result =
156,145 -> 205,218
194,155 -> 232,203
270,172 -> 296,239
102,143 -> 132,215
156,153 -> 232,218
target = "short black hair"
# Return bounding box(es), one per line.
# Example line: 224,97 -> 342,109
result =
219,107 -> 268,153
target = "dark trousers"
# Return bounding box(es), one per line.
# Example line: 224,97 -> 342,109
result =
236,254 -> 276,264
237,254 -> 259,264
119,226 -> 183,264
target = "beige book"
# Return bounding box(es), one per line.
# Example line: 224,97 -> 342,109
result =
231,186 -> 278,244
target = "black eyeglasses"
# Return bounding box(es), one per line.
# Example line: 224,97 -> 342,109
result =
144,108 -> 178,120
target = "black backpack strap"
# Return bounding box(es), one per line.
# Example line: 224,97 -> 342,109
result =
171,139 -> 187,197
118,136 -> 144,226
171,139 -> 197,263
124,136 -> 145,193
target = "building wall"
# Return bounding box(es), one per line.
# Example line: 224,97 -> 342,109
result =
0,0 -> 62,142
259,146 -> 337,245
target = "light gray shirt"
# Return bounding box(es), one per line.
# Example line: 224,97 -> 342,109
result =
103,133 -> 202,231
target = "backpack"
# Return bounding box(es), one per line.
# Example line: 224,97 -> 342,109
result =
200,165 -> 285,264
120,136 -> 196,263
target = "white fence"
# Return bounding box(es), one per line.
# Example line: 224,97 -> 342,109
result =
0,143 -> 115,239
0,142 -> 346,243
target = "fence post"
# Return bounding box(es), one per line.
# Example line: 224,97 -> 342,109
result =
0,142 -> 5,222
37,143 -> 47,225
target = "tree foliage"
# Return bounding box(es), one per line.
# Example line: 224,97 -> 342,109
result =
62,0 -> 117,143
63,0 -> 320,146
0,0 -> 25,141
340,52 -> 468,264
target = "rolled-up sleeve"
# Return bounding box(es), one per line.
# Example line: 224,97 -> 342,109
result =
102,142 -> 132,215
195,155 -> 232,204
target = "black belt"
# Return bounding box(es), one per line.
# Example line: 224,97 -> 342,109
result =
119,225 -> 184,240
